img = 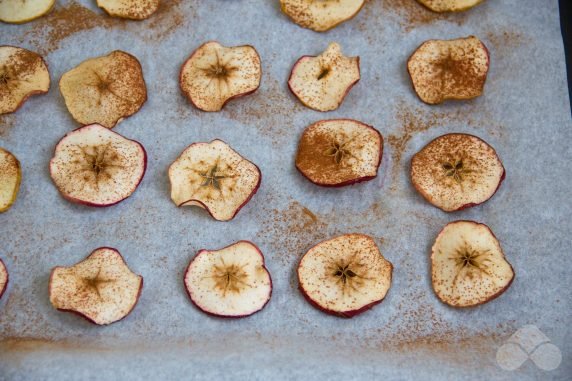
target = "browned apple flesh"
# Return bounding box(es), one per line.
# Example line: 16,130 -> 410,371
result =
296,119 -> 383,187
59,50 -> 147,128
417,0 -> 485,13
169,139 -> 261,221
298,234 -> 392,318
49,124 -> 147,207
288,42 -> 360,112
49,247 -> 143,325
431,220 -> 514,307
179,42 -> 262,112
0,0 -> 54,23
411,133 -> 504,212
0,258 -> 7,300
0,46 -> 50,115
0,147 -> 21,213
280,0 -> 365,32
97,0 -> 160,20
407,36 -> 489,105
184,241 -> 272,318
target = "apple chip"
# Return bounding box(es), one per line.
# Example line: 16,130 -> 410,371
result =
0,0 -> 54,23
59,50 -> 147,128
0,258 -> 7,300
288,42 -> 360,112
184,241 -> 272,318
97,0 -> 160,20
280,0 -> 365,32
0,46 -> 50,115
49,247 -> 143,325
411,133 -> 504,212
0,147 -> 21,213
49,124 -> 147,207
169,139 -> 261,221
296,119 -> 383,187
298,234 -> 392,318
179,42 -> 261,112
407,36 -> 489,105
417,0 -> 485,13
431,220 -> 514,307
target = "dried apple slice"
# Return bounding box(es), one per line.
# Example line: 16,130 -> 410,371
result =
97,0 -> 160,20
407,36 -> 489,105
49,247 -> 143,325
49,124 -> 147,207
184,241 -> 272,318
169,139 -> 261,221
0,258 -> 7,300
296,119 -> 382,187
0,46 -> 50,115
416,0 -> 485,13
59,50 -> 147,128
288,43 -> 360,112
280,0 -> 365,32
179,42 -> 262,112
411,133 -> 504,212
0,0 -> 54,23
298,234 -> 392,318
0,147 -> 21,213
431,220 -> 514,307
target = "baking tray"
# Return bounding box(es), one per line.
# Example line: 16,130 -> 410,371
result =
0,0 -> 570,380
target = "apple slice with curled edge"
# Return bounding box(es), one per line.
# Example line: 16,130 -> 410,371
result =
296,119 -> 383,187
288,42 -> 360,112
179,41 -> 262,112
169,139 -> 261,221
416,0 -> 485,13
0,46 -> 50,115
97,0 -> 160,20
280,0 -> 365,32
0,0 -> 54,24
407,36 -> 489,105
184,241 -> 272,318
49,247 -> 143,325
431,220 -> 514,307
49,124 -> 147,207
0,258 -> 8,300
0,147 -> 21,213
298,234 -> 392,318
59,50 -> 147,128
411,133 -> 504,212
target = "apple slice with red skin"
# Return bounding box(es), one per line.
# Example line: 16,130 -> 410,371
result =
59,50 -> 147,128
179,42 -> 262,112
416,0 -> 485,13
0,46 -> 50,115
49,124 -> 147,207
407,36 -> 489,105
411,133 -> 504,212
0,147 -> 21,213
0,0 -> 54,24
431,220 -> 514,307
97,0 -> 160,20
296,119 -> 383,187
169,139 -> 261,221
298,234 -> 392,318
280,0 -> 365,32
184,241 -> 272,318
288,42 -> 360,112
0,259 -> 8,300
49,247 -> 143,325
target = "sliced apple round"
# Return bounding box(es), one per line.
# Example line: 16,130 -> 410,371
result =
416,0 -> 485,13
431,220 -> 514,307
169,139 -> 261,221
179,42 -> 262,112
0,258 -> 8,300
407,36 -> 489,105
0,147 -> 21,213
59,50 -> 147,128
296,119 -> 383,187
288,42 -> 360,112
49,247 -> 143,325
184,241 -> 272,318
97,0 -> 160,20
0,0 -> 54,24
411,133 -> 504,212
0,46 -> 50,115
298,234 -> 392,318
49,124 -> 147,207
280,0 -> 365,32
